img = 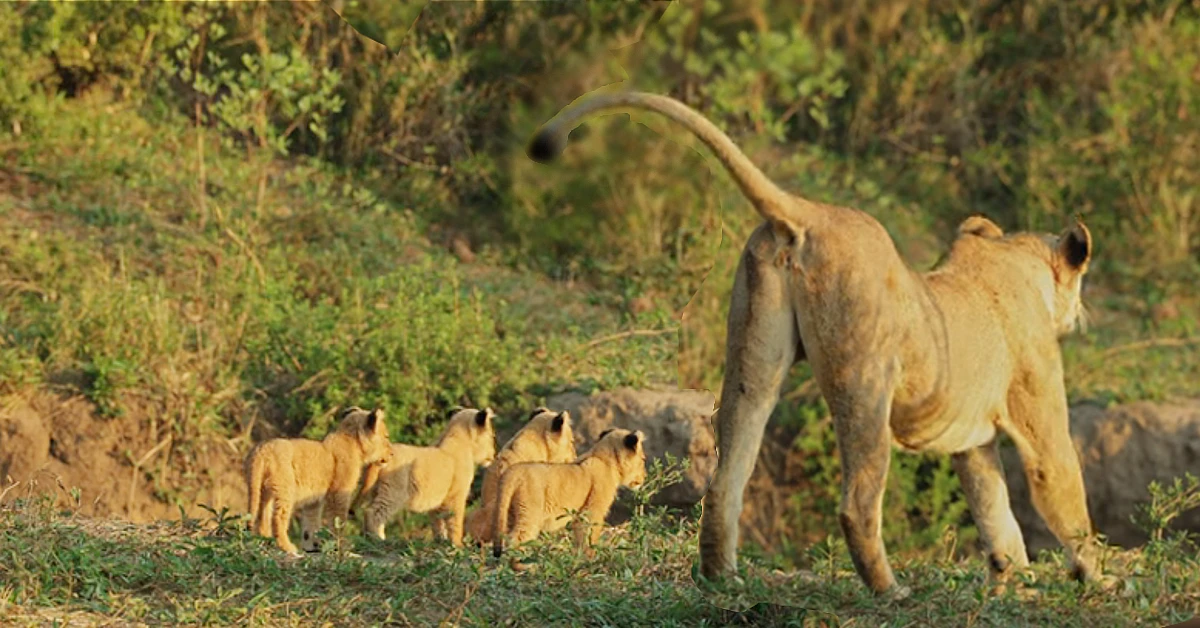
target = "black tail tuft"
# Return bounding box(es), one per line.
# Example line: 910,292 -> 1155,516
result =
527,128 -> 565,163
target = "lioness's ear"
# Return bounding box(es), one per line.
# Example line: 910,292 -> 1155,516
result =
551,413 -> 565,433
365,409 -> 380,432
1059,220 -> 1092,270
623,432 -> 640,451
958,214 -> 1004,239
527,407 -> 550,421
474,409 -> 488,428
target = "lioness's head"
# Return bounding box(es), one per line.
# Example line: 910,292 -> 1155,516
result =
524,407 -> 578,463
956,215 -> 1093,337
339,407 -> 391,466
594,428 -> 648,489
445,407 -> 497,467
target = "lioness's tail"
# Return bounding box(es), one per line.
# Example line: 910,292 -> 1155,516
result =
528,90 -> 803,234
491,474 -> 518,559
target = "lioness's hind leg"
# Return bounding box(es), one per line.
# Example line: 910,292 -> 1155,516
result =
698,240 -> 799,581
1006,389 -> 1100,584
951,440 -> 1029,581
828,362 -> 903,598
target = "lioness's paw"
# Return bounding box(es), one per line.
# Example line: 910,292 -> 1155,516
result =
884,584 -> 912,602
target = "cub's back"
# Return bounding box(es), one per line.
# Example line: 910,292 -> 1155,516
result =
380,443 -> 457,496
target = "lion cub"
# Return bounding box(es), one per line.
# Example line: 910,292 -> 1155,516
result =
465,407 -> 578,544
492,428 -> 647,558
357,407 -> 496,546
245,406 -> 391,556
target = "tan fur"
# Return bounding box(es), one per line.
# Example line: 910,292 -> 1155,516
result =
244,407 -> 391,556
357,407 -> 496,546
464,407 -> 578,544
530,89 -> 1105,598
491,428 -> 647,558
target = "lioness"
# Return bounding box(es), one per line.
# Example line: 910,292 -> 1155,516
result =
465,407 -> 578,545
357,407 -> 496,546
245,406 -> 391,556
491,428 -> 647,559
527,88 -> 1105,598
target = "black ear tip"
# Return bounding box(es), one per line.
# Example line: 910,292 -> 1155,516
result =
527,129 -> 564,163
623,432 -> 640,450
551,414 -> 565,431
475,409 -> 488,426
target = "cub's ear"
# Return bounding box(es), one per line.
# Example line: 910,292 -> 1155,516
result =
957,214 -> 1004,239
365,409 -> 381,432
527,407 -> 550,421
341,405 -> 364,420
446,405 -> 465,419
598,428 -> 614,440
551,412 -> 566,433
474,409 -> 489,427
623,432 -> 641,451
1059,219 -> 1092,270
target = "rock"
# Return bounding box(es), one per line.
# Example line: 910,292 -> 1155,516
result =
1002,399 -> 1200,555
546,387 -> 717,507
0,396 -> 50,485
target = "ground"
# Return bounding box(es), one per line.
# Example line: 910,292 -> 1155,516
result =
1,487 -> 1197,627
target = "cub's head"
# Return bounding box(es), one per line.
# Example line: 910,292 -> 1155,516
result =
524,407 -> 578,463
446,406 -> 497,467
339,406 -> 391,466
595,427 -> 647,489
955,215 -> 1094,337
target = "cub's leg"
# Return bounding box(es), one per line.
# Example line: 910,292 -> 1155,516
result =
951,439 -> 1029,582
297,502 -> 324,553
1006,384 -> 1101,583
507,491 -> 544,551
464,507 -> 489,545
445,496 -> 468,547
324,486 -> 354,530
271,495 -> 301,556
573,502 -> 608,558
827,365 -> 904,598
698,238 -> 799,580
363,496 -> 394,541
256,486 -> 276,538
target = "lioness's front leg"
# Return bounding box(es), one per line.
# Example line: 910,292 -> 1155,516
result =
828,367 -> 904,598
952,439 -> 1029,582
1006,384 -> 1102,584
698,237 -> 799,580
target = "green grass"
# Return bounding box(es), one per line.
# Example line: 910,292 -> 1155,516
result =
2,474 -> 1197,627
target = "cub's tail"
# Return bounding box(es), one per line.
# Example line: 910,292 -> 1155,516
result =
527,89 -> 808,236
491,473 -> 518,559
245,449 -> 266,531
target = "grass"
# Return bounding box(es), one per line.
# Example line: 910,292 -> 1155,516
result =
1,471 -> 1197,627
